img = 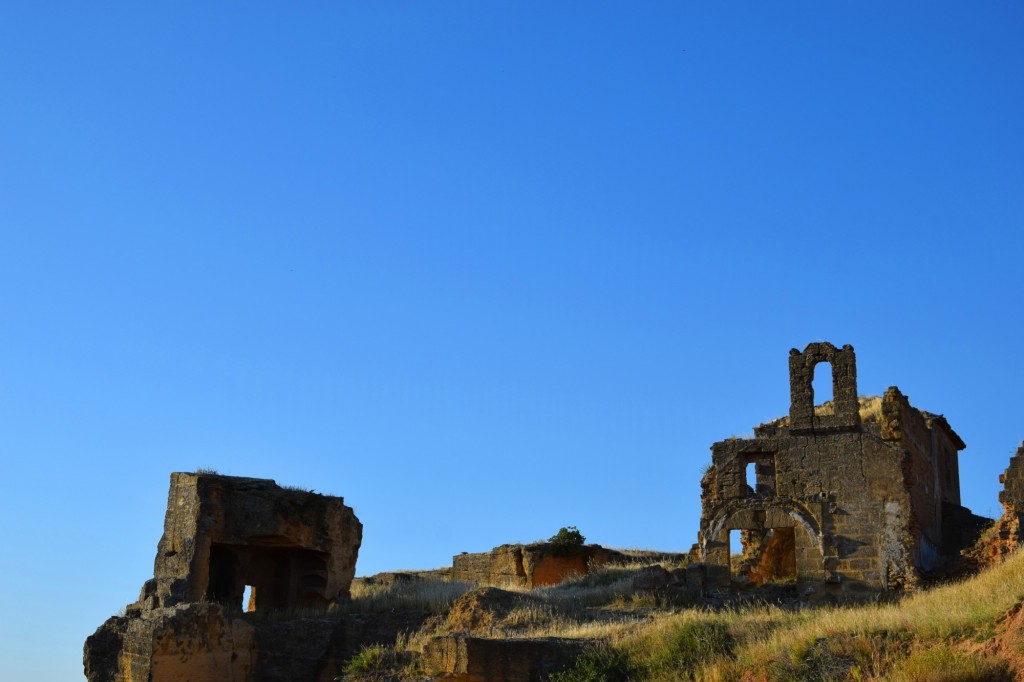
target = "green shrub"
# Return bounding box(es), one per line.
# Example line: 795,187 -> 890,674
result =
549,526 -> 586,556
549,645 -> 633,682
342,644 -> 393,679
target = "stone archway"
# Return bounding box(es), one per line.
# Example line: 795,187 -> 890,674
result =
701,501 -> 825,589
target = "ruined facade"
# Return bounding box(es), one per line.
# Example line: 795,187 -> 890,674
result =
694,342 -> 985,595
85,472 -> 364,681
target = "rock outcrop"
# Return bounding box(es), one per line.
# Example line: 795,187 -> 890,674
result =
451,543 -> 686,589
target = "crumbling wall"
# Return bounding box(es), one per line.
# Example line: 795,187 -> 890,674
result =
968,443 -> 1024,565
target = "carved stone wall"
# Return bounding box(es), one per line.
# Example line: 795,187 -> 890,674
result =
84,473 -> 364,681
137,472 -> 362,612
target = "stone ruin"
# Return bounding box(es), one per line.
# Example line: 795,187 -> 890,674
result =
967,441 -> 1024,565
84,345 -> 1024,681
84,472 -> 363,682
692,341 -> 990,596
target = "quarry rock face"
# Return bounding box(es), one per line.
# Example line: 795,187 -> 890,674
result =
692,342 -> 988,595
84,472 -> 363,682
452,543 -> 634,589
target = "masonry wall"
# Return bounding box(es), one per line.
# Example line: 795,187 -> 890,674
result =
699,428 -> 917,593
695,342 -> 973,595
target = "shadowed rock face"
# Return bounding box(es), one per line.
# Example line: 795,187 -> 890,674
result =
84,473 -> 363,682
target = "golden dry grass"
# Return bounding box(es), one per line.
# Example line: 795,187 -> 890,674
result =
342,551 -> 1024,680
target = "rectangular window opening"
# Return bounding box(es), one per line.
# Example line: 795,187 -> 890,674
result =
242,585 -> 255,612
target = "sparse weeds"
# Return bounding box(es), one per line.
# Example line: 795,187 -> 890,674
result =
281,483 -> 317,494
342,642 -> 418,681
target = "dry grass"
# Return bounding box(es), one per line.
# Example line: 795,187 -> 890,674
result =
341,552 -> 1024,680
347,575 -> 474,614
760,395 -> 884,429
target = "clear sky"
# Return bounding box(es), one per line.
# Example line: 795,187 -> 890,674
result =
1,3 -> 1022,679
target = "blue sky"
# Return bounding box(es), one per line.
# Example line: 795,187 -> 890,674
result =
1,3 -> 1022,679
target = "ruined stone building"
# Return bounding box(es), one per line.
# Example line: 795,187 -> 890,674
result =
694,342 -> 988,595
85,472 -> 364,681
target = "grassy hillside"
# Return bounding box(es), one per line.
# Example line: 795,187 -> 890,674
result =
339,550 -> 1024,681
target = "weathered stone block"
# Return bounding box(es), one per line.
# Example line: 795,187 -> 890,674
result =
422,635 -> 591,682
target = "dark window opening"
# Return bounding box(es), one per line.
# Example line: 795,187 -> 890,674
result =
743,454 -> 777,497
207,545 -> 242,608
206,543 -> 330,612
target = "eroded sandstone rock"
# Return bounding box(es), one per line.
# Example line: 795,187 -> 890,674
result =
451,543 -> 686,589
